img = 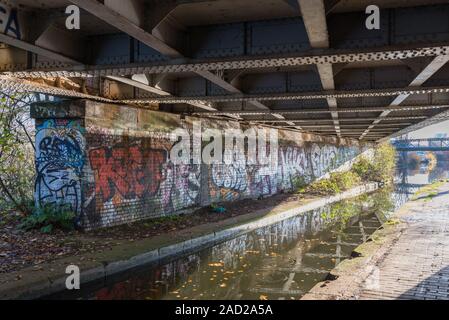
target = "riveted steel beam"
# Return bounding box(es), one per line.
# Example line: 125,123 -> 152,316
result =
197,104 -> 449,117
8,45 -> 449,78
246,116 -> 426,123
361,55 -> 449,139
121,86 -> 449,104
382,108 -> 449,141
301,123 -> 412,128
299,0 -> 340,137
70,0 -> 181,58
0,75 -> 113,102
69,0 -> 281,120
105,75 -> 216,111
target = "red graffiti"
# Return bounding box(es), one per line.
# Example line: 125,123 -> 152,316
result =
89,146 -> 167,202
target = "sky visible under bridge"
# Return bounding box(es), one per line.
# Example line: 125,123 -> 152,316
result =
403,121 -> 449,139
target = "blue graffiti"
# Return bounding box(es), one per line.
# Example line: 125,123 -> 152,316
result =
35,120 -> 85,215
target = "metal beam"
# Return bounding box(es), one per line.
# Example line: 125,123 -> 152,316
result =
298,0 -> 329,48
246,116 -> 426,123
70,0 -> 181,58
121,86 -> 449,104
71,0 -> 280,119
281,0 -> 337,135
314,128 -> 400,132
297,0 -> 340,137
106,75 -> 217,111
302,123 -> 411,128
0,75 -> 113,102
0,33 -> 82,65
8,45 -> 449,78
361,55 -> 449,139
201,104 -> 449,116
382,108 -> 449,141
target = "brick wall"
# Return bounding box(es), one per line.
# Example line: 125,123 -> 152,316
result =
32,100 -> 370,230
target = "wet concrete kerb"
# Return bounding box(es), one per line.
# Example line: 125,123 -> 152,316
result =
0,183 -> 378,300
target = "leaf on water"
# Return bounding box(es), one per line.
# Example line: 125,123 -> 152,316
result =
208,262 -> 224,267
259,295 -> 268,300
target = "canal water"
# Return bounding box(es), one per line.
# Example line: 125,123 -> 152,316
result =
46,151 -> 449,300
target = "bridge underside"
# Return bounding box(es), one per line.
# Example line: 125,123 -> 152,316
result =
393,138 -> 449,151
3,0 -> 449,141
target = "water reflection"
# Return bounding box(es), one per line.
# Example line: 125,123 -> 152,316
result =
49,193 -> 387,300
46,151 -> 449,300
392,151 -> 449,210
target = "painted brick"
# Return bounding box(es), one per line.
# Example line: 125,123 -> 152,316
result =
31,100 -> 370,230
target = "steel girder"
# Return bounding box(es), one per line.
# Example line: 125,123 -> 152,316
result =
3,1 -> 449,140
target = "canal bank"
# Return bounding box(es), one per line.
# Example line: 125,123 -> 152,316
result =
0,183 -> 378,300
302,180 -> 449,300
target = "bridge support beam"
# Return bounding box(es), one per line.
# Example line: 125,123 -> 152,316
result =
31,99 -> 370,230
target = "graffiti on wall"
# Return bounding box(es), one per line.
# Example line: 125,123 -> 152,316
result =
310,144 -> 337,178
83,137 -> 204,227
35,120 -> 85,214
35,117 -> 363,229
88,145 -> 167,203
211,161 -> 248,192
84,137 -> 360,227
159,163 -> 201,209
277,146 -> 309,191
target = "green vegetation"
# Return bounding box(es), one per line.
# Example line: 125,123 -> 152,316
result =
291,175 -> 308,190
330,171 -> 361,190
412,179 -> 449,201
0,94 -> 36,215
366,186 -> 395,222
299,142 -> 396,196
306,178 -> 341,195
19,204 -> 76,233
385,218 -> 400,226
303,171 -> 361,196
321,185 -> 395,236
142,214 -> 186,227
352,142 -> 397,184
351,156 -> 373,181
321,199 -> 360,233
